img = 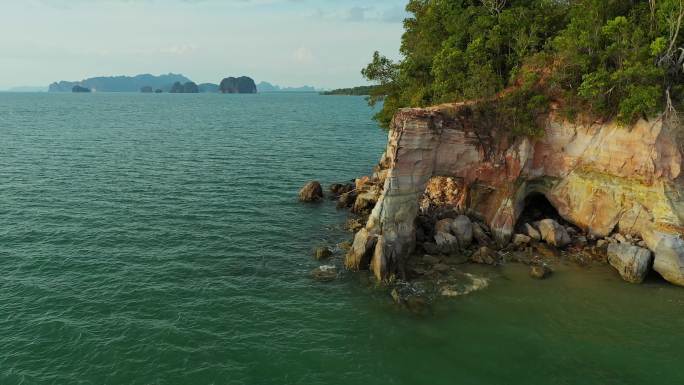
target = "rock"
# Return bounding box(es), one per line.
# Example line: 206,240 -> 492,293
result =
299,181 -> 323,202
451,215 -> 473,247
345,218 -> 364,232
614,233 -> 628,244
329,183 -> 353,196
432,263 -> 450,273
352,191 -> 379,214
311,265 -> 338,282
575,236 -> 588,246
524,223 -> 541,241
355,176 -> 372,192
470,246 -> 500,265
596,239 -> 608,248
313,246 -> 333,260
422,255 -> 440,265
423,243 -> 440,255
513,234 -> 532,246
337,241 -> 352,251
530,264 -> 553,279
472,222 -> 493,245
337,191 -> 357,209
435,232 -> 459,254
345,228 -> 377,270
607,243 -> 653,283
434,219 -> 453,234
538,219 -> 571,248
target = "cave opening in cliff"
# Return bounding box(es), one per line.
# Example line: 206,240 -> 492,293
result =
516,192 -> 565,229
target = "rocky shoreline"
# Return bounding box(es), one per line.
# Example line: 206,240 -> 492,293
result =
300,101 -> 684,312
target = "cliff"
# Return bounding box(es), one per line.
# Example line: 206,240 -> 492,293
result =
348,103 -> 684,286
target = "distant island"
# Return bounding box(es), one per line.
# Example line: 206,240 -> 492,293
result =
257,82 -> 316,93
48,73 -> 321,95
321,86 -> 376,96
50,73 -> 190,93
217,77 -> 256,94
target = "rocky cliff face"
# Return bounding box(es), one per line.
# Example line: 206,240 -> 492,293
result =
348,103 -> 684,286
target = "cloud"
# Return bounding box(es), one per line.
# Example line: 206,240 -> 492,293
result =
293,47 -> 314,64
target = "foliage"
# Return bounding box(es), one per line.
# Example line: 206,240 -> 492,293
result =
320,85 -> 377,96
364,0 -> 684,132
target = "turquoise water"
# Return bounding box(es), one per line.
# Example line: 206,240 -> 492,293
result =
1,93 -> 683,385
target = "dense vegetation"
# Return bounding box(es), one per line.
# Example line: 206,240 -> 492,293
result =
364,0 -> 684,135
321,86 -> 377,96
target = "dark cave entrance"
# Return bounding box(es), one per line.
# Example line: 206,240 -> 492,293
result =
516,192 -> 567,230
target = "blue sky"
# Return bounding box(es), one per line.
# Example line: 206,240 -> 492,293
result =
0,0 -> 408,89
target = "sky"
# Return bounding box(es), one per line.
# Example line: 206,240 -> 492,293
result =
0,0 -> 409,90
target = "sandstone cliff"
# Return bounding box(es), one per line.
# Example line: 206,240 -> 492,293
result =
348,103 -> 684,286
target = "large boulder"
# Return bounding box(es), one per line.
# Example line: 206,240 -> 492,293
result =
434,219 -> 453,234
451,215 -> 473,247
434,232 -> 459,254
298,181 -> 323,202
352,190 -> 379,214
538,219 -> 571,248
607,243 -> 653,283
524,223 -> 541,241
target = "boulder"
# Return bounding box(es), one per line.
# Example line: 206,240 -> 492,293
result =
538,219 -> 571,248
434,219 -> 453,234
530,264 -> 553,279
299,181 -> 323,202
435,232 -> 460,254
329,183 -> 353,196
311,265 -> 338,282
336,191 -> 357,209
513,234 -> 531,246
352,191 -> 379,214
470,246 -> 500,265
607,243 -> 653,283
472,222 -> 493,245
524,223 -> 541,241
313,247 -> 333,260
451,215 -> 473,247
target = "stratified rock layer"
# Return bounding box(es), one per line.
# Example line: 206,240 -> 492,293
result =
347,103 -> 684,285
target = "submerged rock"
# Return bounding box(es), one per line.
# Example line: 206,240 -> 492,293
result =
607,243 -> 653,283
470,246 -> 500,265
299,181 -> 323,202
530,264 -> 553,279
311,265 -> 338,282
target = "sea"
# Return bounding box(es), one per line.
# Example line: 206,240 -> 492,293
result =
1,92 -> 683,385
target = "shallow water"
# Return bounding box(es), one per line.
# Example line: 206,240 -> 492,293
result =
1,93 -> 683,385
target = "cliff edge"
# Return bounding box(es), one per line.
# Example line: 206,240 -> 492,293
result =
347,103 -> 684,286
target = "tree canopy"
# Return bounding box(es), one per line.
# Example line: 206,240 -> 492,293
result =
364,0 -> 684,134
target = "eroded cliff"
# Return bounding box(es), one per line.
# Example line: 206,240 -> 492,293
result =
347,103 -> 684,286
